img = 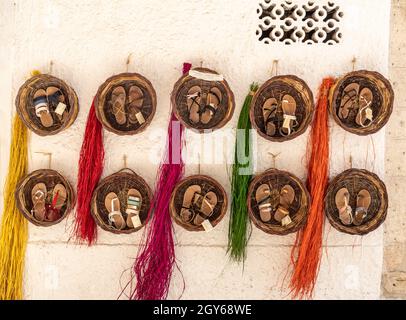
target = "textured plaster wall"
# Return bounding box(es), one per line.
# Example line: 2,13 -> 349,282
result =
382,0 -> 406,299
0,0 -> 391,299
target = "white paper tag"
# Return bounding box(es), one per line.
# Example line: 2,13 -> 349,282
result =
281,215 -> 292,227
55,102 -> 67,116
136,112 -> 145,124
131,215 -> 142,229
202,219 -> 214,232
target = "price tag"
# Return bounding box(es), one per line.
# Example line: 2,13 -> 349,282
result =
55,102 -> 67,116
131,215 -> 142,228
202,219 -> 214,232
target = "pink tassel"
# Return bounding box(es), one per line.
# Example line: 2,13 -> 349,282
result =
131,63 -> 192,300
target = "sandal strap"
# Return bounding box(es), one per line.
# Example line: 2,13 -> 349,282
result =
108,211 -> 123,222
35,103 -> 49,117
126,207 -> 140,215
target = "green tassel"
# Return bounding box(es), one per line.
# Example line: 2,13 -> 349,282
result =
227,83 -> 259,262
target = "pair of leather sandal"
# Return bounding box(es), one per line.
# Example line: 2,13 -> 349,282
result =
186,86 -> 222,124
105,189 -> 142,230
263,95 -> 298,137
33,87 -> 67,127
256,184 -> 295,226
335,188 -> 371,226
31,183 -> 67,222
180,185 -> 218,226
110,86 -> 145,126
339,83 -> 373,127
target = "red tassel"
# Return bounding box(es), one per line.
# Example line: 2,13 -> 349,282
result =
290,78 -> 335,299
73,99 -> 104,245
131,63 -> 191,300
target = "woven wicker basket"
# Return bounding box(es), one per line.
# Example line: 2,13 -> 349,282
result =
15,74 -> 79,136
91,169 -> 152,234
324,169 -> 388,235
94,73 -> 157,135
171,67 -> 235,132
15,169 -> 75,227
329,70 -> 394,135
170,175 -> 228,232
250,75 -> 314,142
247,169 -> 310,235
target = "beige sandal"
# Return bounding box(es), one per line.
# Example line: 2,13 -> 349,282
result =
193,191 -> 218,226
280,95 -> 297,136
128,85 -> 145,125
353,189 -> 371,226
126,188 -> 143,229
105,192 -> 126,230
31,183 -> 47,221
180,185 -> 201,222
186,86 -> 201,124
274,185 -> 295,226
201,87 -> 222,124
111,86 -> 126,125
335,187 -> 353,225
355,88 -> 373,127
33,89 -> 53,127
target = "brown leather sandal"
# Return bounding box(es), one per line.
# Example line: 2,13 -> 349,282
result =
180,185 -> 201,222
353,189 -> 371,226
255,184 -> 273,222
111,86 -> 126,125
187,86 -> 201,124
128,85 -> 145,125
335,187 -> 353,225
274,185 -> 294,226
31,183 -> 47,221
280,95 -> 297,136
193,191 -> 218,226
339,83 -> 359,120
105,192 -> 126,230
263,98 -> 278,136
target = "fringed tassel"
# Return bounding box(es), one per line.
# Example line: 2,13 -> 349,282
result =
290,78 -> 335,299
73,99 -> 104,245
131,62 -> 192,300
0,116 -> 28,300
228,83 -> 258,262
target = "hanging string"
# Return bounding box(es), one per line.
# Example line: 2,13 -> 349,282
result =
73,99 -> 104,245
0,115 -> 28,299
290,77 -> 335,299
227,83 -> 259,262
131,62 -> 192,300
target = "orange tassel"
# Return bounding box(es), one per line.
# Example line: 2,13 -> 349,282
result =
290,78 -> 335,299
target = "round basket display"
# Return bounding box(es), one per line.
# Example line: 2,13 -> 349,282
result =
94,73 -> 157,135
329,70 -> 394,135
324,169 -> 388,235
247,169 -> 310,235
250,75 -> 314,142
170,175 -> 228,232
171,67 -> 235,132
15,74 -> 79,136
91,169 -> 152,234
15,169 -> 75,227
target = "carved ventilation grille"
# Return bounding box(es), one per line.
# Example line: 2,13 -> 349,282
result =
257,0 -> 344,45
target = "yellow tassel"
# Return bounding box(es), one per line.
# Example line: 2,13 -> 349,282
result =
0,115 -> 28,300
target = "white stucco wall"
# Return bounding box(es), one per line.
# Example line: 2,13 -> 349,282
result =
0,0 -> 391,299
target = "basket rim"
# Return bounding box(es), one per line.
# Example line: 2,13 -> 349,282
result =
329,70 -> 394,136
169,174 -> 228,232
94,72 -> 157,136
15,74 -> 79,136
170,67 -> 235,133
324,168 -> 388,235
247,168 -> 310,235
250,74 -> 315,143
90,170 -> 153,234
15,168 -> 75,227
